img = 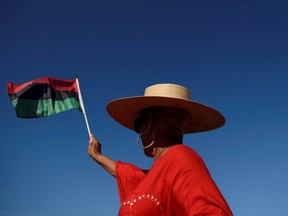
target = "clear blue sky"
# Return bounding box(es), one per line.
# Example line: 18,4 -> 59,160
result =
1,1 -> 288,215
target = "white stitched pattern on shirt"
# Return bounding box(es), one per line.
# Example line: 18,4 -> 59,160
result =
121,194 -> 164,211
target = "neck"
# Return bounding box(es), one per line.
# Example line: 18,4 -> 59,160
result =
153,146 -> 170,161
149,130 -> 183,161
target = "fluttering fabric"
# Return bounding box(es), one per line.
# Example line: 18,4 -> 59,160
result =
116,144 -> 233,216
7,77 -> 82,118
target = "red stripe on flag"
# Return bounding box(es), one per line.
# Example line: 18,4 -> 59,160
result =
7,77 -> 79,94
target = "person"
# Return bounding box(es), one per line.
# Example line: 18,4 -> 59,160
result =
88,83 -> 233,216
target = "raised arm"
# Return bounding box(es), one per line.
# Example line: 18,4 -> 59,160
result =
88,134 -> 116,177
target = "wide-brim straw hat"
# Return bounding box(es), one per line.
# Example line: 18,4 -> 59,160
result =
106,83 -> 225,134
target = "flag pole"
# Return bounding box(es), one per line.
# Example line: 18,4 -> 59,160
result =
76,77 -> 92,140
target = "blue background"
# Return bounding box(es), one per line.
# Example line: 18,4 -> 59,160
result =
1,1 -> 288,215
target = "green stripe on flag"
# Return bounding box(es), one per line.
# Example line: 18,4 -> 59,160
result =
12,97 -> 82,118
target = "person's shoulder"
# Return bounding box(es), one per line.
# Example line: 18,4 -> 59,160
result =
169,144 -> 204,165
170,144 -> 199,157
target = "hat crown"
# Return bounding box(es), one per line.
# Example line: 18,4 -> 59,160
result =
144,84 -> 191,101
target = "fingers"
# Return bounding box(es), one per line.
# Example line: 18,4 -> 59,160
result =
90,134 -> 100,145
88,134 -> 96,146
88,133 -> 101,158
89,133 -> 95,143
88,134 -> 95,155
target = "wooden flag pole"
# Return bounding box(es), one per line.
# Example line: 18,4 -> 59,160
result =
76,77 -> 92,140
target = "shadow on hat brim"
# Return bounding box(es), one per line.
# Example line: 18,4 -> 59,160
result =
106,96 -> 225,134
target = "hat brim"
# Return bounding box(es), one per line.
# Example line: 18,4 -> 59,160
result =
106,96 -> 225,134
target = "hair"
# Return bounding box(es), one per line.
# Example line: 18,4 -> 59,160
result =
140,106 -> 191,142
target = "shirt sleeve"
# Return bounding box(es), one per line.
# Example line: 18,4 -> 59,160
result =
116,162 -> 147,203
171,148 -> 233,215
172,169 -> 233,215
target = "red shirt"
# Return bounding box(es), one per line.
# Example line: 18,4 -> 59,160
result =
116,144 -> 233,216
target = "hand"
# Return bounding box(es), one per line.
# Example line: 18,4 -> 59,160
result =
88,134 -> 102,161
87,133 -> 116,176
